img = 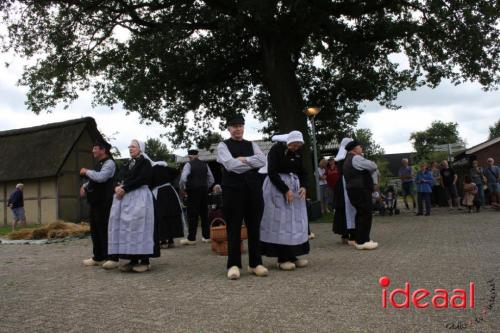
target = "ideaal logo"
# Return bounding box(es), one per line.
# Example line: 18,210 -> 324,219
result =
445,279 -> 496,330
379,276 -> 474,309
378,276 -> 496,330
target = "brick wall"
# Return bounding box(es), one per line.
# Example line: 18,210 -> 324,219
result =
473,142 -> 500,166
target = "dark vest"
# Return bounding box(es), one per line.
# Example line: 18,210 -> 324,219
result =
9,189 -> 23,208
86,157 -> 116,204
221,139 -> 261,189
343,153 -> 374,190
187,159 -> 208,189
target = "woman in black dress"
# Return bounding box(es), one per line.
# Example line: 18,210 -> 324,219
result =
332,138 -> 357,244
151,164 -> 185,249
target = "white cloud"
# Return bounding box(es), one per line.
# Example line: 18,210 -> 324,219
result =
359,101 -> 499,153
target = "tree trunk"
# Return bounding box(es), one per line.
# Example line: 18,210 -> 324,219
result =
260,39 -> 318,200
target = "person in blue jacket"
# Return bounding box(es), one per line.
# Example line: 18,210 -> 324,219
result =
415,162 -> 434,216
8,183 -> 26,231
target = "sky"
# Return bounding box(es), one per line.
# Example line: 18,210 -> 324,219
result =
0,50 -> 498,157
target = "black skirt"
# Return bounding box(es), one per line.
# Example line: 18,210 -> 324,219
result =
155,186 -> 185,241
260,241 -> 310,260
332,161 -> 348,236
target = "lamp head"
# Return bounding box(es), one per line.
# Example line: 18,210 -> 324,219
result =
304,107 -> 321,117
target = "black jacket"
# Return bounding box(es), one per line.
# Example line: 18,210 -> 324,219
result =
117,155 -> 152,193
267,142 -> 307,194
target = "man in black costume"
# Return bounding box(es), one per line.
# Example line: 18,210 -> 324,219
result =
217,115 -> 268,280
179,149 -> 214,245
80,140 -> 118,269
343,140 -> 380,250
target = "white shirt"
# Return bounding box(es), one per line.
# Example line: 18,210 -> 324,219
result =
179,160 -> 215,190
317,168 -> 327,185
216,141 -> 266,174
83,159 -> 116,188
352,155 -> 379,185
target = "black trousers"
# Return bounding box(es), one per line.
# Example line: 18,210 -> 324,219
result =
222,186 -> 264,269
431,185 -> 445,207
417,192 -> 431,214
187,187 -> 209,241
89,201 -> 116,261
347,188 -> 373,245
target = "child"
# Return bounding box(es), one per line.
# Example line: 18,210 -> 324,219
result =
415,162 -> 433,216
384,186 -> 397,215
372,191 -> 386,215
463,176 -> 480,213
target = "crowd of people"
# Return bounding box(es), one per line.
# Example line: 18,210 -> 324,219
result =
72,114 -> 383,279
394,157 -> 500,216
6,114 -> 499,279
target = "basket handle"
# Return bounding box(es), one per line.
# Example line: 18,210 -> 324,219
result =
211,218 -> 226,227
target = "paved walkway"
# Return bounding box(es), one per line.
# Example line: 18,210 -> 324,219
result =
1,209 -> 499,332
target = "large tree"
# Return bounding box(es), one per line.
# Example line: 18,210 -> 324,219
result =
1,1 -> 499,174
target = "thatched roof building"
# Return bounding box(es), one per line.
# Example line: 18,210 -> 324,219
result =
0,118 -> 104,225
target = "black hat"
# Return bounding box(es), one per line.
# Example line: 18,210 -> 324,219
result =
345,140 -> 361,152
226,114 -> 245,126
187,149 -> 199,155
93,140 -> 112,153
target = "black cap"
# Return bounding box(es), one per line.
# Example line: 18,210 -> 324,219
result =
226,114 -> 245,126
93,140 -> 112,153
187,149 -> 199,155
345,140 -> 361,152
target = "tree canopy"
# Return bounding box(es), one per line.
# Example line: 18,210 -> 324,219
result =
197,131 -> 224,150
1,0 -> 499,151
410,121 -> 464,160
488,119 -> 500,140
144,138 -> 174,163
353,128 -> 385,160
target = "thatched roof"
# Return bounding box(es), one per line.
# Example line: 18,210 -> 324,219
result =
0,117 -> 104,182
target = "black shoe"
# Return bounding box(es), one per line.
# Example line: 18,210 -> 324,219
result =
416,213 -> 423,216
424,213 -> 430,216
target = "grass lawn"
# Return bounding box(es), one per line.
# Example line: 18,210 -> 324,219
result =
0,224 -> 40,236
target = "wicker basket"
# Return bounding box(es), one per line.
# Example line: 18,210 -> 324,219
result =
210,218 -> 227,241
210,220 -> 248,241
212,240 -> 245,256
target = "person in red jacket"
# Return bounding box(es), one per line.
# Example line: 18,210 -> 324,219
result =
326,158 -> 340,211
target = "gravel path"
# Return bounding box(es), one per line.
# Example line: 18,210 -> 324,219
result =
1,208 -> 499,333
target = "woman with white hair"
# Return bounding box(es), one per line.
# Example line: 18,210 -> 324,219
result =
260,131 -> 309,271
108,139 -> 156,273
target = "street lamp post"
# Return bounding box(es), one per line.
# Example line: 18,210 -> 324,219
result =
304,107 -> 322,202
